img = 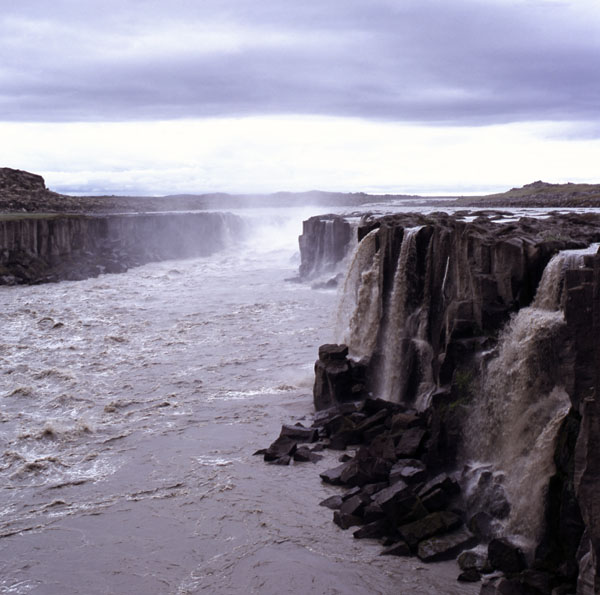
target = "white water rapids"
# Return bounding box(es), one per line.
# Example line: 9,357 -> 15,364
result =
0,207 -> 475,595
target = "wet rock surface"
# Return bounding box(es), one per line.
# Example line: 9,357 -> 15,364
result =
259,212 -> 600,593
257,396 -> 477,570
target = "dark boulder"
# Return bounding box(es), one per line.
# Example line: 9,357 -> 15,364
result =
353,519 -> 389,540
457,548 -> 488,572
389,459 -> 427,485
333,511 -> 362,530
319,495 -> 343,510
320,463 -> 350,485
280,424 -> 319,443
314,344 -> 368,410
417,528 -> 478,562
488,538 -> 527,574
398,511 -> 462,549
339,495 -> 367,517
395,427 -> 427,458
263,435 -> 297,462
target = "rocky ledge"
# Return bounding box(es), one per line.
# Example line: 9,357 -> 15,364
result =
259,211 -> 600,595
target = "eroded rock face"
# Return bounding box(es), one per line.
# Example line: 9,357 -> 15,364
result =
301,212 -> 600,591
298,214 -> 353,280
343,212 -> 600,403
313,343 -> 368,410
0,212 -> 245,284
0,168 -> 47,195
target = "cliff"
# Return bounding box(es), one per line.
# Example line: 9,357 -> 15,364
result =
298,214 -> 354,280
302,211 -> 600,593
0,212 -> 244,284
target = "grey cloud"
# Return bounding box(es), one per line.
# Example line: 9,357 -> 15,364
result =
1,0 -> 600,125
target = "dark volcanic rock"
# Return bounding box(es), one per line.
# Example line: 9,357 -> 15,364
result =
353,519 -> 389,539
391,459 -> 427,484
398,511 -> 462,549
0,211 -> 245,285
280,424 -> 319,443
417,528 -> 478,562
394,427 -> 427,458
263,435 -> 297,462
333,511 -> 362,530
263,214 -> 600,593
313,344 -> 367,411
320,463 -> 349,485
487,538 -> 527,574
298,214 -> 353,279
319,495 -> 343,510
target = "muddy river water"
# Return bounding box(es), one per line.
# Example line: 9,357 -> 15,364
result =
0,206 -> 476,594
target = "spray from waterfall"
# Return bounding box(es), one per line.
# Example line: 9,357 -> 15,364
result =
466,243 -> 599,547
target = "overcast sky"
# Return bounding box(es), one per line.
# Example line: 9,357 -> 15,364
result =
1,0 -> 599,195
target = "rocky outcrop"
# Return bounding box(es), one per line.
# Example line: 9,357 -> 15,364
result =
298,214 -> 353,280
339,212 -> 600,402
0,168 -> 48,195
301,211 -> 600,592
565,257 -> 600,594
313,344 -> 368,410
0,211 -> 244,284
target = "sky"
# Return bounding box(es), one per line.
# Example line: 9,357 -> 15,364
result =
1,0 -> 600,196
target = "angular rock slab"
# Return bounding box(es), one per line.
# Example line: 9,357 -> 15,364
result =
417,528 -> 478,562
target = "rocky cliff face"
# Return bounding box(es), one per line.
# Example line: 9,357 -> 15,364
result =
305,211 -> 600,592
0,168 -> 47,195
0,212 -> 244,284
298,214 -> 354,280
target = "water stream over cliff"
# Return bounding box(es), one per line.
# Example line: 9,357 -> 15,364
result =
465,243 -> 599,549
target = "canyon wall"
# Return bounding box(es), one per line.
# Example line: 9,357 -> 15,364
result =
0,211 -> 244,284
298,214 -> 354,280
306,211 -> 600,593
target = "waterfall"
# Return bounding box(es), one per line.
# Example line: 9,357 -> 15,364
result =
336,228 -> 382,359
466,244 -> 599,547
377,226 -> 429,404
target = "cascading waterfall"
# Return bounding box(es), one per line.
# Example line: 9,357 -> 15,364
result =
336,228 -> 382,359
466,243 -> 599,548
334,225 -> 435,405
377,226 -> 429,404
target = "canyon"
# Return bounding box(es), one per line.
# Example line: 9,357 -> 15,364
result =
4,168 -> 600,593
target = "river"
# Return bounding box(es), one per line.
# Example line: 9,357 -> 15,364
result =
0,205 -> 478,594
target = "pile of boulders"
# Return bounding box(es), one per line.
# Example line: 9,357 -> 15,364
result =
255,348 -> 577,593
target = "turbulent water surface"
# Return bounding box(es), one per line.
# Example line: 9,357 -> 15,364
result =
0,207 -> 476,594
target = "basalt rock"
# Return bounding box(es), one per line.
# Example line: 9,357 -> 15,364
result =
260,212 -> 600,592
0,211 -> 245,284
298,214 -> 353,280
313,344 -> 368,411
487,537 -> 527,574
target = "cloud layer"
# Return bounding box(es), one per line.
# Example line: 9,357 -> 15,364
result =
2,0 -> 600,125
